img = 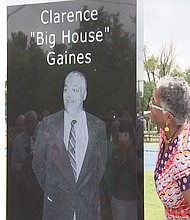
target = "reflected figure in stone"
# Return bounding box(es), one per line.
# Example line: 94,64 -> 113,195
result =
10,110 -> 43,220
15,114 -> 25,136
33,71 -> 107,220
110,118 -> 137,220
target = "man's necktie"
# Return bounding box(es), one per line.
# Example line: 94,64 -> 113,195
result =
68,120 -> 77,181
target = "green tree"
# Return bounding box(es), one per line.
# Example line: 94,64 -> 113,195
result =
143,43 -> 180,110
8,32 -> 51,125
8,31 -> 30,125
144,43 -> 178,82
158,43 -> 177,77
143,46 -> 158,83
143,81 -> 155,111
182,68 -> 190,85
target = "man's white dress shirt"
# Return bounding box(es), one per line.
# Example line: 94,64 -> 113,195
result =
64,110 -> 88,219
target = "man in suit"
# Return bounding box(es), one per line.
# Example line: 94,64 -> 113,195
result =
32,71 -> 107,220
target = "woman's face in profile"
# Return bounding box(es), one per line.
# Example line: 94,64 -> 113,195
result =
150,89 -> 166,128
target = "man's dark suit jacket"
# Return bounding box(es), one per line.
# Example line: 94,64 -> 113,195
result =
32,110 -> 107,220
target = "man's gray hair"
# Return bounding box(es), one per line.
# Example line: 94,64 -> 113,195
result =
157,76 -> 190,125
65,71 -> 87,91
25,109 -> 38,120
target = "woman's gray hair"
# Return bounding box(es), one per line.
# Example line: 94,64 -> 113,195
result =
157,75 -> 190,125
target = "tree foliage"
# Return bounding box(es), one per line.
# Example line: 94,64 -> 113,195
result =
183,68 -> 190,85
143,43 -> 178,84
158,43 -> 177,77
143,46 -> 158,83
143,43 -> 190,111
143,81 -> 155,111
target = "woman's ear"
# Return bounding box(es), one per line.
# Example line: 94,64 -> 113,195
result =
165,111 -> 174,126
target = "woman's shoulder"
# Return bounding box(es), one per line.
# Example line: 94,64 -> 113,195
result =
174,122 -> 190,156
187,120 -> 190,133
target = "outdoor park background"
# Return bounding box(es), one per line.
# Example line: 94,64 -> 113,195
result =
143,1 -> 190,218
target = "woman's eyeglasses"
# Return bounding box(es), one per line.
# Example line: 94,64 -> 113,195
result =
149,97 -> 175,116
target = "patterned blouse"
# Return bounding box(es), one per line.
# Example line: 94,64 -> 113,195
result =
154,121 -> 190,219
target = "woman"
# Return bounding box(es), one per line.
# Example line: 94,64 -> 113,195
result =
110,118 -> 137,220
149,76 -> 190,219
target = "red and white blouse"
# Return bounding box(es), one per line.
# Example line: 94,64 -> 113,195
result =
154,121 -> 190,219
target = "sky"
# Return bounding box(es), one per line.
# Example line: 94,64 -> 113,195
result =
144,0 -> 190,71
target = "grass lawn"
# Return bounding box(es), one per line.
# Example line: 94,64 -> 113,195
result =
144,170 -> 165,220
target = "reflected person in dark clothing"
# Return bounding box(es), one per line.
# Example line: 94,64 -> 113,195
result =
15,115 -> 25,136
110,118 -> 137,220
10,110 -> 43,220
7,115 -> 25,220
